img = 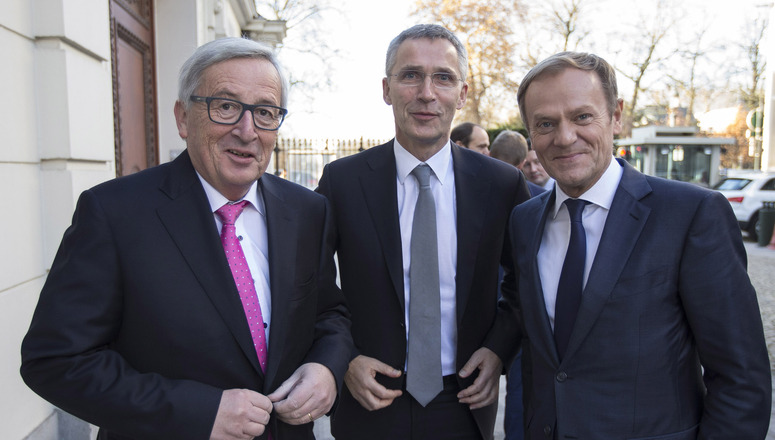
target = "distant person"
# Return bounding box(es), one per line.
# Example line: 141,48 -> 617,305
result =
490,130 -> 545,197
510,50 -> 771,438
317,24 -> 530,440
521,147 -> 554,190
451,121 -> 491,156
20,37 -> 354,440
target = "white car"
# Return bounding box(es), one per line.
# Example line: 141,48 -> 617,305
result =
714,171 -> 775,241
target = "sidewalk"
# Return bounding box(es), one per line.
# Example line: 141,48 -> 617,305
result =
314,239 -> 775,439
743,239 -> 775,440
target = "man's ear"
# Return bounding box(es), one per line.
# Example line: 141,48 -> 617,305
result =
612,98 -> 624,135
174,100 -> 188,139
382,77 -> 392,106
456,82 -> 468,110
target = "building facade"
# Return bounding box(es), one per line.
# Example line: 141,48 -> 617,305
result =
0,1 -> 284,438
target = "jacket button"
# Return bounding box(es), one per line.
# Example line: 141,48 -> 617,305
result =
544,425 -> 552,437
556,371 -> 567,382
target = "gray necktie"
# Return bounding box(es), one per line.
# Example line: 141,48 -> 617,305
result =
406,164 -> 443,407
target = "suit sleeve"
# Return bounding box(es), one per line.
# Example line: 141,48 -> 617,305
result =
300,195 -> 355,391
20,190 -> 222,440
484,170 -> 531,366
678,191 -> 771,438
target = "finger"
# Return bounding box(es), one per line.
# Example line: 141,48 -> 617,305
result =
355,391 -> 401,411
371,361 -> 402,378
267,373 -> 298,402
273,383 -> 314,417
458,354 -> 482,379
247,392 -> 274,413
242,420 -> 268,438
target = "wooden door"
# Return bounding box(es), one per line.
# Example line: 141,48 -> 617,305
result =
110,0 -> 158,176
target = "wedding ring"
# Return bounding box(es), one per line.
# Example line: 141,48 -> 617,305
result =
307,412 -> 314,423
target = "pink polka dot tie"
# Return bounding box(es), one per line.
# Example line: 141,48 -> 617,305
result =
216,201 -> 268,373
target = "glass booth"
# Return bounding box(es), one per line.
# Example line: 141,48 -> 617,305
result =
614,126 -> 733,188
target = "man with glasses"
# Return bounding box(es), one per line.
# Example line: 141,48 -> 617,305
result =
317,24 -> 530,440
21,37 -> 353,440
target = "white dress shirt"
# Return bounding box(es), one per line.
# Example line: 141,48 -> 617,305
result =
394,140 -> 458,376
198,174 -> 273,340
537,158 -> 622,330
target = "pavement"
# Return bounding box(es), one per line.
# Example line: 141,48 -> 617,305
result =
314,237 -> 775,440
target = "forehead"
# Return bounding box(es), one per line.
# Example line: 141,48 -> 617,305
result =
200,57 -> 282,101
525,68 -> 605,115
394,38 -> 460,73
471,126 -> 488,140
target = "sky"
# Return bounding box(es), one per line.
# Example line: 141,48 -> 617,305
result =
275,0 -> 772,141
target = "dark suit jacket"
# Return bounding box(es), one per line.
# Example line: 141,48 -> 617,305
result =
509,158 -> 771,439
317,141 -> 531,440
527,181 -> 546,198
20,151 -> 354,440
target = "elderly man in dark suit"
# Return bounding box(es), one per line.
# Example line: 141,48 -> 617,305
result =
317,24 -> 530,440
20,37 -> 353,440
509,51 -> 771,439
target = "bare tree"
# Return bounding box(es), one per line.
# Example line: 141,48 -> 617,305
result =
514,0 -> 594,73
550,0 -> 590,52
666,26 -> 713,127
615,0 -> 676,136
739,14 -> 768,109
256,0 -> 342,103
412,0 -> 522,125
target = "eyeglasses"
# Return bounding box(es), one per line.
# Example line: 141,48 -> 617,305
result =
190,96 -> 287,131
389,70 -> 463,89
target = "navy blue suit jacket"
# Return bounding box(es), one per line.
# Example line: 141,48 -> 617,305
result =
509,158 -> 770,439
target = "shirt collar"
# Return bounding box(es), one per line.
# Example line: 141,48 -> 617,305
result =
196,172 -> 264,217
393,139 -> 453,186
551,156 -> 623,219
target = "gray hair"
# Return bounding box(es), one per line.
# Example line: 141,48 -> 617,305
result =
385,24 -> 468,81
490,130 -> 529,167
178,37 -> 289,109
518,51 -> 618,131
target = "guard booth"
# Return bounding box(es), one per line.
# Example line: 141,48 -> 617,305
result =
614,126 -> 734,187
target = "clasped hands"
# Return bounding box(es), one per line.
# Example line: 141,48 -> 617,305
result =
344,347 -> 502,411
210,362 -> 335,440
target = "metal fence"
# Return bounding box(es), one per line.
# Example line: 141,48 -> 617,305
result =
273,137 -> 390,189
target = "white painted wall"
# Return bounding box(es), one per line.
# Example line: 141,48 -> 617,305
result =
156,0 -> 199,164
2,0 -> 283,437
1,0 -> 114,438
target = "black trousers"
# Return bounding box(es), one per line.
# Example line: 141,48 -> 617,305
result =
392,374 -> 482,440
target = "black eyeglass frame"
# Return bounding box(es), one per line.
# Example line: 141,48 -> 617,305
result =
190,95 -> 288,131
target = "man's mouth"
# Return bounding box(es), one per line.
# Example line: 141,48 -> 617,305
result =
227,149 -> 253,158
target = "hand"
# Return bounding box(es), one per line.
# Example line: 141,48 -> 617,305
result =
267,362 -> 336,425
210,389 -> 272,440
343,355 -> 403,411
457,347 -> 502,410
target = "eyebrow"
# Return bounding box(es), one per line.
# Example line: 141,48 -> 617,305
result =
532,104 -> 598,120
397,65 -> 455,73
208,90 -> 280,106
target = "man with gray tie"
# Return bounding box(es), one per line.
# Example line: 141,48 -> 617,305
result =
316,24 -> 530,440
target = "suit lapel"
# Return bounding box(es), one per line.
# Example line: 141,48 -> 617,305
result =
563,160 -> 652,361
156,151 -> 264,376
522,191 -> 562,366
451,145 -> 490,322
260,174 -> 296,390
360,142 -> 405,308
